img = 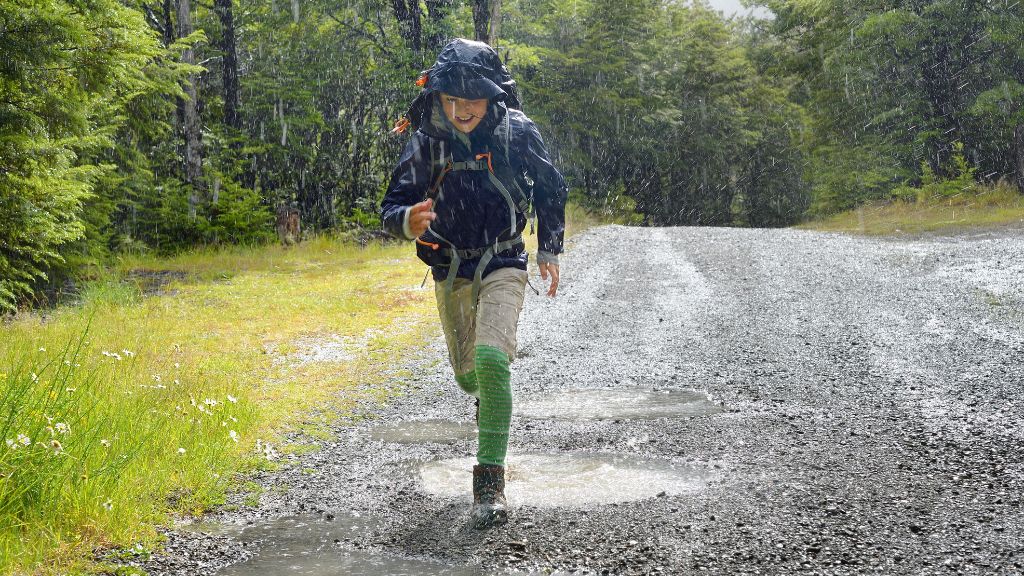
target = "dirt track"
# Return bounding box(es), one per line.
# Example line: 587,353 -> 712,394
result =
124,224 -> 1024,575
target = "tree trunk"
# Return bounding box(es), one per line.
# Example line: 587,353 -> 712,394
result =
215,0 -> 241,131
160,0 -> 175,46
488,0 -> 502,46
391,0 -> 422,53
424,0 -> 453,51
177,0 -> 204,219
1015,122 -> 1024,194
472,0 -> 490,43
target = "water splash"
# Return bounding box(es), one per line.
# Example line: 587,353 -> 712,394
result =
420,453 -> 712,508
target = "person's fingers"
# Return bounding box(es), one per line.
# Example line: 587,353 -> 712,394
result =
409,199 -> 434,218
411,211 -> 436,225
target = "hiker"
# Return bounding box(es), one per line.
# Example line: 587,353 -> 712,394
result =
380,38 -> 567,529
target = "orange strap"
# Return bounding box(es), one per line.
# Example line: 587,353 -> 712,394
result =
416,237 -> 440,250
475,152 -> 494,173
391,117 -> 411,134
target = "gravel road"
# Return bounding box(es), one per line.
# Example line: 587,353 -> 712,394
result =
123,224 -> 1024,575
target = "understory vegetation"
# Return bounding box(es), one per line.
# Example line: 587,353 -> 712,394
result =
802,179 -> 1024,236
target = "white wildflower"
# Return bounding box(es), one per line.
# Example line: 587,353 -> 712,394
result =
227,394 -> 238,404
257,439 -> 279,461
152,374 -> 161,382
100,439 -> 111,447
173,379 -> 180,386
177,447 -> 186,455
30,373 -> 38,382
38,347 -> 46,352
103,499 -> 113,511
65,387 -> 76,393
49,439 -> 63,455
5,439 -> 15,450
54,422 -> 70,435
174,362 -> 180,369
122,349 -> 135,358
203,398 -> 218,407
228,415 -> 237,423
228,430 -> 239,443
17,434 -> 30,446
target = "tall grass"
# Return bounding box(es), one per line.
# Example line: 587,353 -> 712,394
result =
801,180 -> 1024,235
1,237 -> 437,573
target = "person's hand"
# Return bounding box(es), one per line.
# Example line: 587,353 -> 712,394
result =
539,262 -> 560,297
408,199 -> 436,237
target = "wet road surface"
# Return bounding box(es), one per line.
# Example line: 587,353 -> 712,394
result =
129,225 -> 1024,575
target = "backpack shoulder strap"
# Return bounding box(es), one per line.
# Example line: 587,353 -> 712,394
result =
425,137 -> 451,201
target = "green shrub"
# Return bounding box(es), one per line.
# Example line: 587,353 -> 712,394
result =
891,142 -> 980,204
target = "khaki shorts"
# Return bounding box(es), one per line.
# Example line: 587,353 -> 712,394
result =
435,267 -> 528,376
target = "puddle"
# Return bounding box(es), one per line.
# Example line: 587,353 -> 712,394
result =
515,388 -> 723,420
369,419 -> 477,444
203,515 -> 484,576
420,453 -> 710,507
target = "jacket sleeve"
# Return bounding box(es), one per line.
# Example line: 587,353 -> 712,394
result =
381,133 -> 434,240
522,119 -> 568,257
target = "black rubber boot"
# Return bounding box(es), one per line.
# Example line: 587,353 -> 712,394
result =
472,464 -> 508,529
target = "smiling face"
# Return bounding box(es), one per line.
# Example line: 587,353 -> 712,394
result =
439,92 -> 489,134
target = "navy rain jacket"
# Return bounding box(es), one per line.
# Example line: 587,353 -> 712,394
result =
380,40 -> 567,282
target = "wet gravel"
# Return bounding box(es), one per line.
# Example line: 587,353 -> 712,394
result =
120,225 -> 1024,575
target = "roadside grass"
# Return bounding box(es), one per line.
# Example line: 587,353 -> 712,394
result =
0,237 -> 436,574
0,205 -> 600,575
801,181 -> 1024,235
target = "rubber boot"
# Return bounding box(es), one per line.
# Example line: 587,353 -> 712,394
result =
471,464 -> 508,529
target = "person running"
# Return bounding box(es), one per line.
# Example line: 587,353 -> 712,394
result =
381,38 -> 567,529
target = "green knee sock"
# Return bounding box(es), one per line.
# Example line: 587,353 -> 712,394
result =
475,345 -> 512,467
454,371 -> 479,398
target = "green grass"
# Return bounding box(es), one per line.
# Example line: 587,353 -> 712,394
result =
0,206 -> 600,575
0,236 -> 437,574
801,180 -> 1024,236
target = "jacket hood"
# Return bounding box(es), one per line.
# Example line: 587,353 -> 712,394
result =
394,38 -> 522,135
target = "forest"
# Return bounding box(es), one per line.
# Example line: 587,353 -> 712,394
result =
2,0 -> 1023,312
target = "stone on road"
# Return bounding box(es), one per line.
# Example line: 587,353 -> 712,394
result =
128,225 -> 1024,575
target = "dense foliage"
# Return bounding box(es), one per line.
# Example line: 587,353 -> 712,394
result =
763,0 -> 1024,215
1,0 -> 1021,311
